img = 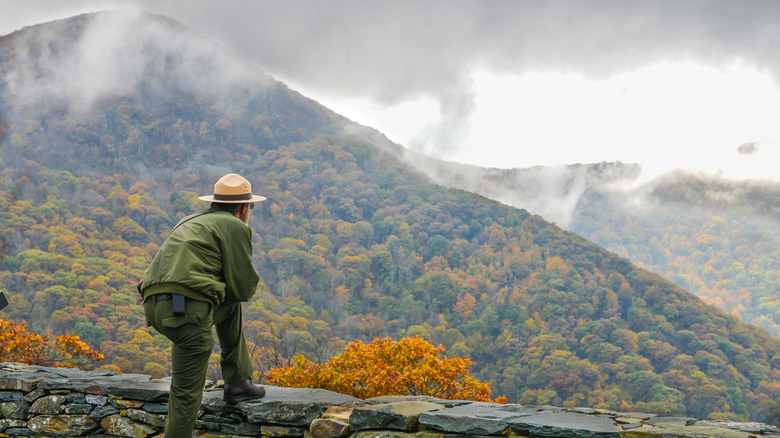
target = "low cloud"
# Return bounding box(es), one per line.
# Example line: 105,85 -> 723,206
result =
408,74 -> 476,158
6,1 -> 780,161
152,0 -> 780,160
404,149 -> 645,227
5,10 -> 271,116
6,1 -> 780,200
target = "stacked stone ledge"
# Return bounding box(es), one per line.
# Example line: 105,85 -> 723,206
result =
0,363 -> 777,438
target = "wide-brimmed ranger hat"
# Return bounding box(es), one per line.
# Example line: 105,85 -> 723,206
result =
198,173 -> 267,203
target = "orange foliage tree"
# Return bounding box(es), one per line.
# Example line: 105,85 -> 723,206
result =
0,319 -> 104,369
266,336 -> 502,402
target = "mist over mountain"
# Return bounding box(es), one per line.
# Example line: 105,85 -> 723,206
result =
405,155 -> 643,227
419,159 -> 780,337
0,11 -> 404,173
1,11 -> 779,423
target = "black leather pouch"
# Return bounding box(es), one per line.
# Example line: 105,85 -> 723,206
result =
172,293 -> 186,315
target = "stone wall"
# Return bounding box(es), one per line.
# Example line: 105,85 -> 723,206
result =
0,362 -> 777,437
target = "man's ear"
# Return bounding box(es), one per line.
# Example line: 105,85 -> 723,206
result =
237,203 -> 250,224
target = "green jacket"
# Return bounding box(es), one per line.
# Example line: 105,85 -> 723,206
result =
141,209 -> 260,307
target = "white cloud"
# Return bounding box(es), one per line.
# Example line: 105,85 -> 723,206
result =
4,9 -> 271,116
400,62 -> 780,179
6,1 -> 780,180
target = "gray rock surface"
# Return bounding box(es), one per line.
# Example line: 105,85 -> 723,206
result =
0,362 -> 775,438
349,401 -> 444,431
311,417 -> 351,438
419,402 -> 530,435
201,385 -> 361,427
0,399 -> 30,419
366,395 -> 471,408
695,420 -> 780,435
622,423 -> 758,437
647,415 -> 698,426
27,414 -> 97,435
508,412 -> 620,438
29,395 -> 67,415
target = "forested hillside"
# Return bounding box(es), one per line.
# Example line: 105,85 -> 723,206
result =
1,12 -> 779,424
573,174 -> 780,336
415,158 -> 780,337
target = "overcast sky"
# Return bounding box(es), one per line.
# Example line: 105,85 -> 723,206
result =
5,0 -> 780,180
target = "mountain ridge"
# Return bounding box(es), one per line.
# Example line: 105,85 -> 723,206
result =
417,155 -> 780,337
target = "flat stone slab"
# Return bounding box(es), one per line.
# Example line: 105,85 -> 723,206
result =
202,385 -> 361,426
366,395 -> 472,408
647,416 -> 697,426
38,376 -> 168,402
310,417 -> 351,438
508,412 -> 620,438
0,372 -> 68,392
616,412 -> 658,421
350,431 -> 417,438
0,363 -> 109,376
499,404 -> 566,415
349,401 -> 445,431
0,363 -> 120,392
322,405 -> 354,422
694,420 -> 780,435
202,385 -> 361,406
623,424 -> 757,438
419,402 -> 531,435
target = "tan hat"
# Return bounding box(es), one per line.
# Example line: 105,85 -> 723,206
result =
198,173 -> 267,203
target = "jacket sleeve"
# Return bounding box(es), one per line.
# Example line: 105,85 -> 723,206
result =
221,221 -> 261,302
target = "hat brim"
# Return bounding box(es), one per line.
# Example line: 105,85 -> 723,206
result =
198,194 -> 267,203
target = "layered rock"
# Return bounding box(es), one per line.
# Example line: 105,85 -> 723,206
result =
0,362 -> 777,437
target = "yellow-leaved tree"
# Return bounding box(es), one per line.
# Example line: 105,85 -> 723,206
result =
0,319 -> 104,369
265,336 -> 504,402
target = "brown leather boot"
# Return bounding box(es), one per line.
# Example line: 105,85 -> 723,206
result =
223,377 -> 266,404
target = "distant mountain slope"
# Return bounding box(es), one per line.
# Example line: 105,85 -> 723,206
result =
416,156 -> 780,337
575,173 -> 780,335
1,12 -> 779,423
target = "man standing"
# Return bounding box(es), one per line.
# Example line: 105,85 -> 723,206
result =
141,173 -> 267,437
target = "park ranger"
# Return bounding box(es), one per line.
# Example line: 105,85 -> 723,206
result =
140,173 -> 267,437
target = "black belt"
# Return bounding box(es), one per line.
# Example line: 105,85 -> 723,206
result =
150,293 -> 186,315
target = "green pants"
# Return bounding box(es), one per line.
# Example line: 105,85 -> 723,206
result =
144,295 -> 253,438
